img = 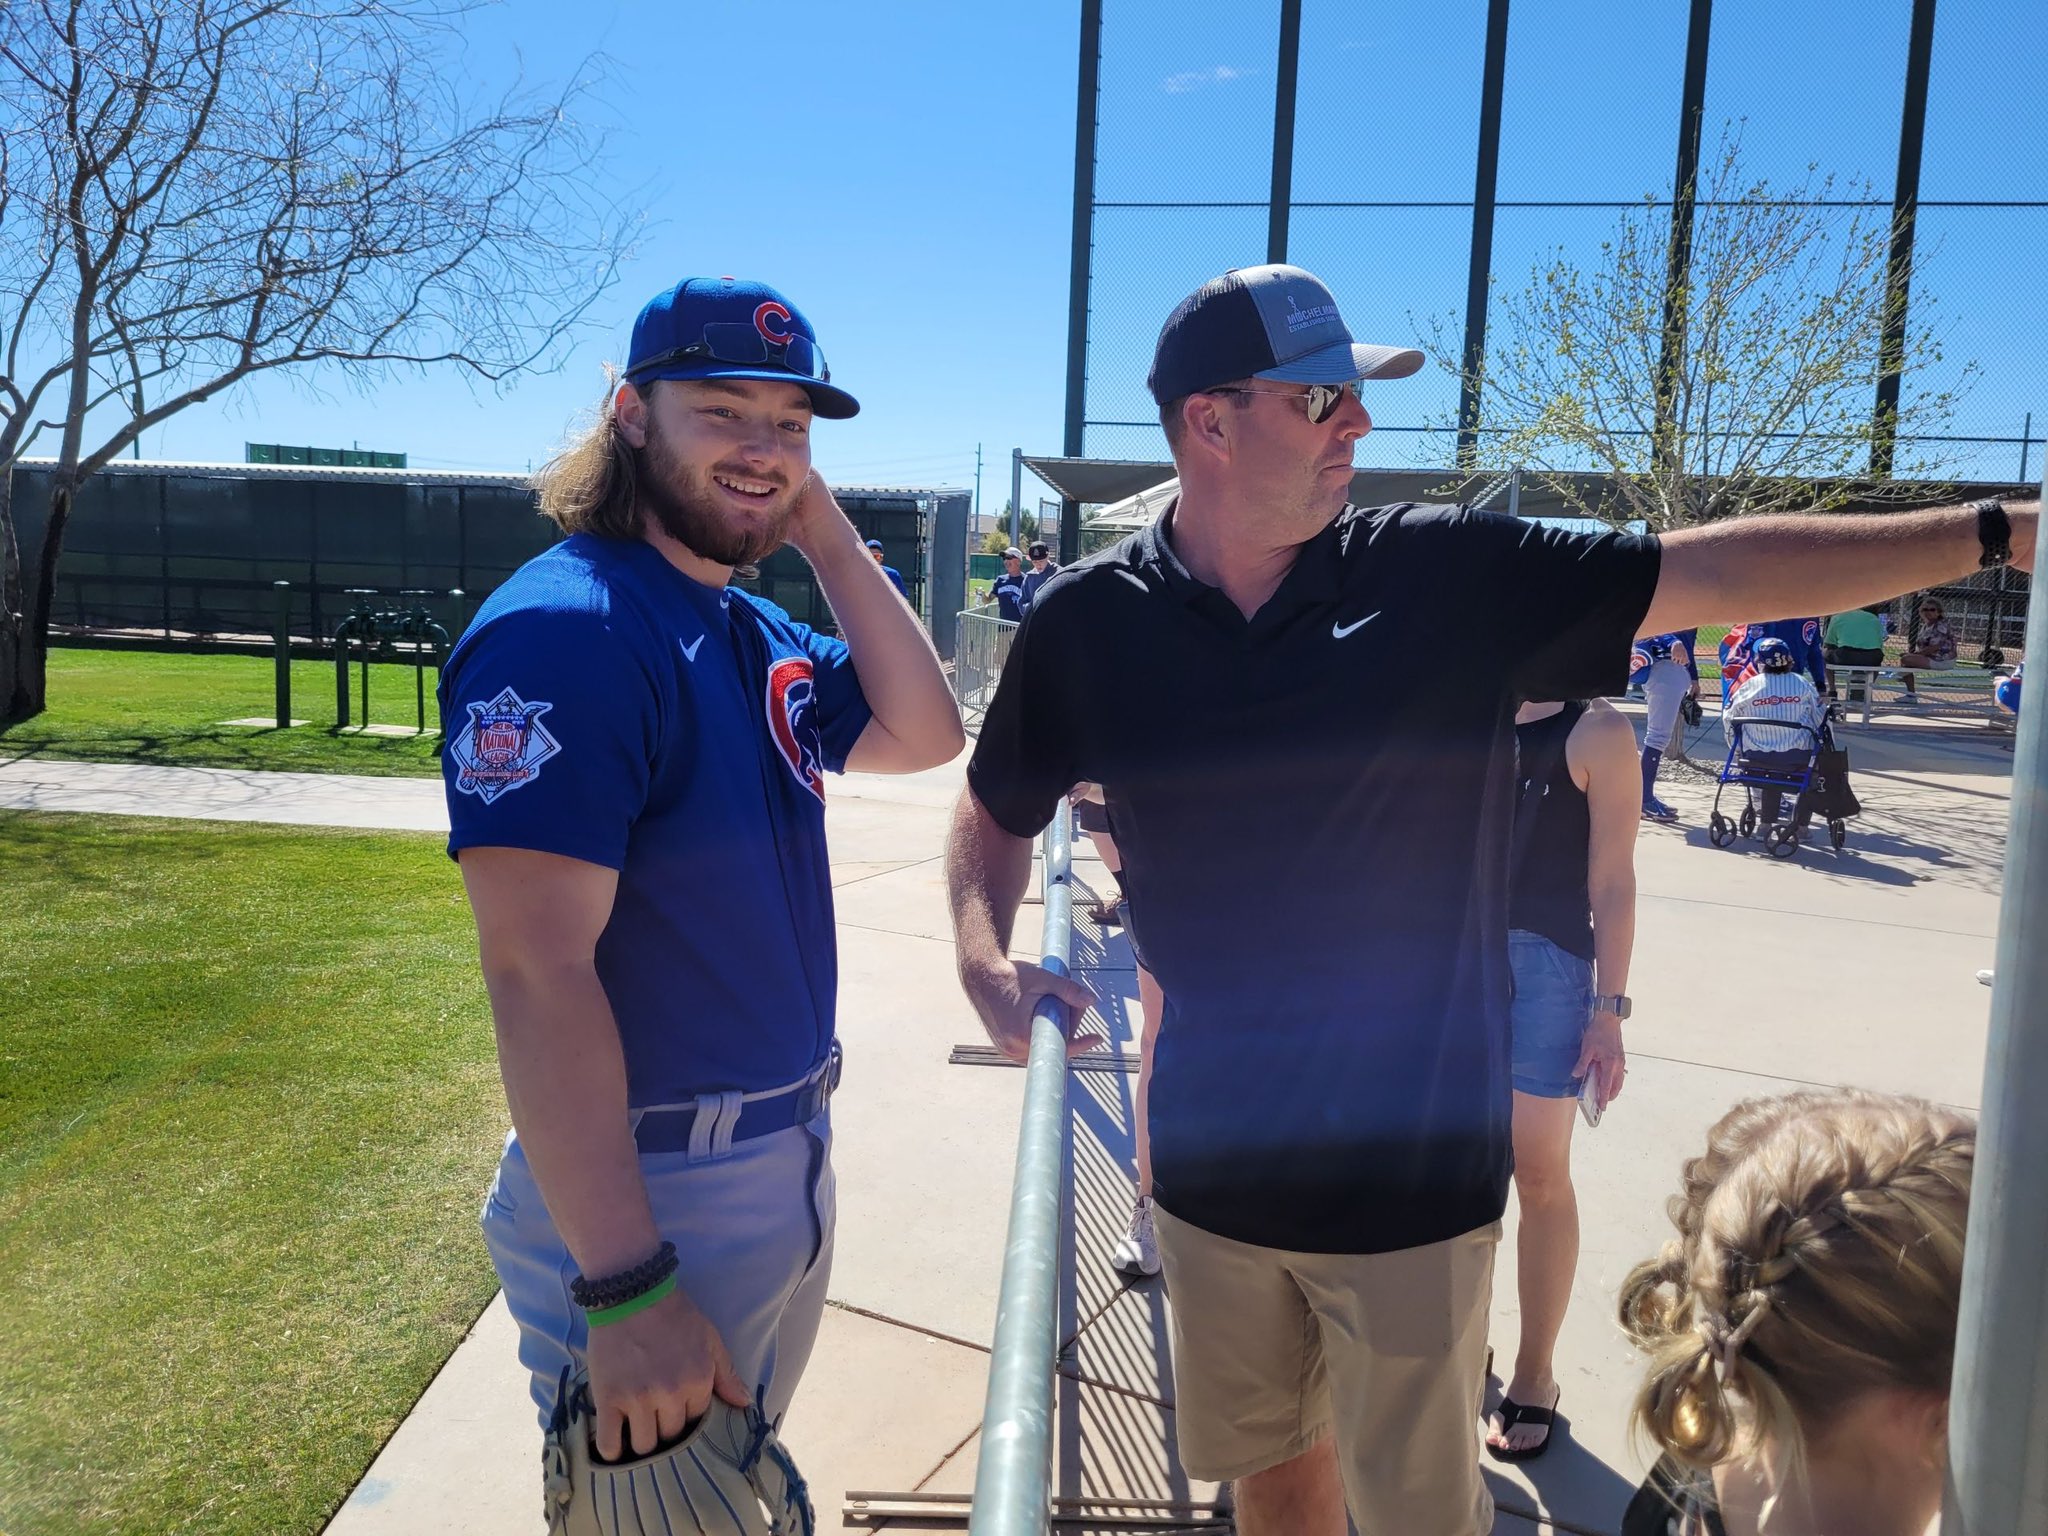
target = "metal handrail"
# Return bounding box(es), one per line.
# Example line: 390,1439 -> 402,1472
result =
1944,470 -> 2048,1535
968,806 -> 1074,1536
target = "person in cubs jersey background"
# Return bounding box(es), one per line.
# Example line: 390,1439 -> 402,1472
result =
1627,630 -> 1697,821
1719,616 -> 1827,703
438,275 -> 962,1489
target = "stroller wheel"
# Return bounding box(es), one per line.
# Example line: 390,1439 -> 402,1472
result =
1766,824 -> 1800,859
1709,812 -> 1736,848
1739,804 -> 1757,839
1829,818 -> 1847,850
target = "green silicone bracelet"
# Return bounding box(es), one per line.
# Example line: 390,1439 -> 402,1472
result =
585,1272 -> 676,1328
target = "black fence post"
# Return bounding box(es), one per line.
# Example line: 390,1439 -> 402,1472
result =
1872,0 -> 1939,478
1457,0 -> 1512,470
273,581 -> 292,727
1266,0 -> 1302,265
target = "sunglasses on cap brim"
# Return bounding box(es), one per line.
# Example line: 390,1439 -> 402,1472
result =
1206,379 -> 1362,425
627,323 -> 830,383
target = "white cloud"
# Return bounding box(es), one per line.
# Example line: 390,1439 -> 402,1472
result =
1163,64 -> 1244,94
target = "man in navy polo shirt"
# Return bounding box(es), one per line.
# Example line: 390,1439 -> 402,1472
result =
946,262 -> 2038,1536
1021,540 -> 1060,611
441,275 -> 962,1478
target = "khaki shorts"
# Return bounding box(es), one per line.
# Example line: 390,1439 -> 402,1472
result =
1154,1207 -> 1499,1536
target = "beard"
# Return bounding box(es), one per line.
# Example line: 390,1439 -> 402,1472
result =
636,422 -> 799,568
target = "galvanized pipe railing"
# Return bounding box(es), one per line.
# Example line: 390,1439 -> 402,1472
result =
968,806 -> 1075,1536
1945,472 -> 2048,1535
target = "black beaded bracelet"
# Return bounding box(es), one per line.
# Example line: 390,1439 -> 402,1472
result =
571,1240 -> 678,1312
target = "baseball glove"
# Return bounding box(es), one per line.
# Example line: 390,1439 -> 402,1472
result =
541,1367 -> 815,1536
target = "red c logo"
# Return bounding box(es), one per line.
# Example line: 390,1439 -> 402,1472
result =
754,301 -> 794,345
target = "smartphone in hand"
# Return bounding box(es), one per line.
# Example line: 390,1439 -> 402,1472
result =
1577,1070 -> 1604,1128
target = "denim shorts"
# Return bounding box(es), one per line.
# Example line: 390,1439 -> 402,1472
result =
1508,930 -> 1594,1099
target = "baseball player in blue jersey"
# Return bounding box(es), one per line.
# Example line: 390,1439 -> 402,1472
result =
1627,630 -> 1698,821
1720,616 -> 1827,704
439,275 -> 963,1480
1995,662 -> 2024,720
866,538 -> 909,598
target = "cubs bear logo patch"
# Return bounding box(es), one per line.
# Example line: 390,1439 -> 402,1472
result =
765,656 -> 825,802
451,687 -> 559,803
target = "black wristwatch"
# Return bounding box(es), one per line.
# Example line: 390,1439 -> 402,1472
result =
1975,499 -> 2012,569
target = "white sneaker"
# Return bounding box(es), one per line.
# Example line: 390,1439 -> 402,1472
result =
1111,1195 -> 1162,1278
1977,968 -> 1995,987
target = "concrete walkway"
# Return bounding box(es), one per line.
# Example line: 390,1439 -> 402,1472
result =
2,710 -> 2016,1534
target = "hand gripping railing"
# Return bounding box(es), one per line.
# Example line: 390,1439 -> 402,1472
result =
968,805 -> 1074,1535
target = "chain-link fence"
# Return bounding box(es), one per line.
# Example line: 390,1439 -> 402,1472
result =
1070,0 -> 2045,486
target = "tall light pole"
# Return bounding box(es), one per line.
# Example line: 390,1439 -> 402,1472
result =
1010,447 -> 1023,551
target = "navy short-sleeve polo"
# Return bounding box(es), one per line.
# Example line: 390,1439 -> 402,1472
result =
439,533 -> 872,1106
967,502 -> 1660,1253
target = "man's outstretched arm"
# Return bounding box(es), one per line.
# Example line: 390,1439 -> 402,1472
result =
1641,500 -> 2038,638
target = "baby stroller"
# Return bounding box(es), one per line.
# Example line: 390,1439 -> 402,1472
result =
1707,712 -> 1856,858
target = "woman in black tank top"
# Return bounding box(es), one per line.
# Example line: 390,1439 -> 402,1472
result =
1485,696 -> 1644,1463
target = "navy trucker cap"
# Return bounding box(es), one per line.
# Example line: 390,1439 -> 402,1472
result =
625,276 -> 859,419
1147,264 -> 1422,406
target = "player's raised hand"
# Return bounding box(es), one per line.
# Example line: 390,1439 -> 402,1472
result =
784,470 -> 847,557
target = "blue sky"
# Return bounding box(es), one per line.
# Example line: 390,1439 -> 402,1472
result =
141,0 -> 2046,498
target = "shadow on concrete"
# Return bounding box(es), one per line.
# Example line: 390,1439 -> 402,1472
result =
1675,821 -> 1922,887
1481,1401 -> 1641,1534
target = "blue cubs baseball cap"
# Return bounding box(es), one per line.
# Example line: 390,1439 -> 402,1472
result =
624,276 -> 860,419
1147,263 -> 1422,405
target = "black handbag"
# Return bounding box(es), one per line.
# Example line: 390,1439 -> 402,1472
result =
1799,745 -> 1863,821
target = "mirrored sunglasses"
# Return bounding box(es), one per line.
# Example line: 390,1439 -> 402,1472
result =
1208,379 -> 1362,425
628,323 -> 829,383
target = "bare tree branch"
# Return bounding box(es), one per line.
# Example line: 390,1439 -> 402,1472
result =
0,0 -> 634,719
1418,130 -> 1974,533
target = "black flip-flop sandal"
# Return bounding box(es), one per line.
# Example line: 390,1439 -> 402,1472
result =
1485,1387 -> 1561,1463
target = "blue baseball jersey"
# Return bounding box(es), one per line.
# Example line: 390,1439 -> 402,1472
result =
990,572 -> 1027,623
879,564 -> 907,598
1629,629 -> 1699,687
438,533 -> 873,1104
1720,618 -> 1826,703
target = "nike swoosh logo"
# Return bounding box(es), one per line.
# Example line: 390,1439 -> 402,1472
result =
1332,612 -> 1381,639
679,635 -> 705,662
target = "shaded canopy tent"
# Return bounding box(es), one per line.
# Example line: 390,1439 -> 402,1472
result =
1024,455 -> 2039,533
1030,458 -> 1620,534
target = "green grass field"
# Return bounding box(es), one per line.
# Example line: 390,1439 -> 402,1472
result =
0,647 -> 448,777
0,813 -> 505,1536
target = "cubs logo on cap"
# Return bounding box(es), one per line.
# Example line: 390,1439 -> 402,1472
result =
1148,263 -> 1423,405
625,276 -> 860,419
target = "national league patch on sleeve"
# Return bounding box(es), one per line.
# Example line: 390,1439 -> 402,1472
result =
450,686 -> 560,803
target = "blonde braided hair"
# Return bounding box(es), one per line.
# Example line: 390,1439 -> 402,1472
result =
1617,1089 -> 1973,1481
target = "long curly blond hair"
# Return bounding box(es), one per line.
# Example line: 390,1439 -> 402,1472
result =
531,371 -> 642,541
1617,1088 -> 1973,1484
